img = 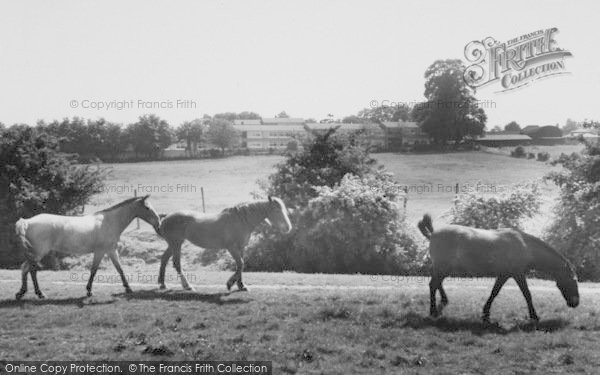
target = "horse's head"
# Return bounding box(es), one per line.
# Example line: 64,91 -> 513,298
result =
134,195 -> 161,234
556,264 -> 579,308
265,196 -> 292,233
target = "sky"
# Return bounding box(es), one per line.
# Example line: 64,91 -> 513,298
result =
0,0 -> 598,129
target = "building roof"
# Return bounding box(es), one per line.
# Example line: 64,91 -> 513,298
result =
233,119 -> 262,126
381,121 -> 419,129
305,123 -> 382,131
262,118 -> 305,125
477,134 -> 532,141
233,124 -> 306,132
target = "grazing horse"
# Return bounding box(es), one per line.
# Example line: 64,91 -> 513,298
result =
158,196 -> 292,291
418,214 -> 579,322
14,195 -> 161,300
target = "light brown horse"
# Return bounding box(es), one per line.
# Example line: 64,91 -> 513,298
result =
158,197 -> 292,291
15,195 -> 161,299
418,214 -> 579,322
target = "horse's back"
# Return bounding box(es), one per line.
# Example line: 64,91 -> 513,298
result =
429,225 -> 532,276
22,213 -> 101,255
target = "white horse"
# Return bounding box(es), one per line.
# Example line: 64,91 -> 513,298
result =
14,195 -> 161,300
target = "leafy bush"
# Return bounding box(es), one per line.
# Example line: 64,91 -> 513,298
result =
510,146 -> 526,158
246,129 -> 422,274
546,143 -> 600,280
527,152 -> 535,159
246,172 -> 419,274
450,182 -> 541,229
537,152 -> 550,162
0,126 -> 105,267
261,129 -> 376,208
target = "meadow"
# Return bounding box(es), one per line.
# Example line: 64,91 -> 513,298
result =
3,145 -> 597,373
1,270 -> 600,373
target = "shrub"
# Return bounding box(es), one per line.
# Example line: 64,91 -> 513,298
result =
510,146 -> 526,158
246,172 -> 420,274
546,142 -> 600,280
246,129 -> 422,274
537,152 -> 550,162
0,126 -> 105,267
449,182 -> 541,229
527,152 -> 535,159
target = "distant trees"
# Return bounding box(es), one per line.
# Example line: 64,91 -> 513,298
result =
125,115 -> 173,159
504,121 -> 521,132
207,119 -> 239,156
39,117 -> 127,161
562,118 -> 579,134
276,111 -> 290,118
176,119 -> 206,156
412,59 -> 487,145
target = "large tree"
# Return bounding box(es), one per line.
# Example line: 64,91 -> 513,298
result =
176,119 -> 206,156
504,121 -> 521,132
207,119 -> 239,156
126,114 -> 173,158
414,59 -> 487,145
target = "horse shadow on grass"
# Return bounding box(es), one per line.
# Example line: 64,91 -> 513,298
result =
0,296 -> 118,309
388,311 -> 569,335
113,288 -> 249,306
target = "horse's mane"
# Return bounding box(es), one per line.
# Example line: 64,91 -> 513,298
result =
221,201 -> 269,216
518,230 -> 575,274
95,197 -> 140,214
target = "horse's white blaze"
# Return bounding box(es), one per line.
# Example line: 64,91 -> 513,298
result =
272,197 -> 292,233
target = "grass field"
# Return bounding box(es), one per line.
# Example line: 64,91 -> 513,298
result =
90,146 -> 582,239
3,147 -> 598,371
1,268 -> 600,373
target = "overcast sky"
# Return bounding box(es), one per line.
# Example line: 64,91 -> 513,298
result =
0,0 -> 598,129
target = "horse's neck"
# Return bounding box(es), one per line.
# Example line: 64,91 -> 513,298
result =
238,203 -> 268,230
528,237 -> 564,277
102,203 -> 137,235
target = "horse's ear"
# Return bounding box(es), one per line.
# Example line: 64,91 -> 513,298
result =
268,196 -> 273,202
142,195 -> 150,201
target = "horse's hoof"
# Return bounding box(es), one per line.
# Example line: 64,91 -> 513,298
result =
159,284 -> 166,290
36,293 -> 46,300
87,291 -> 92,297
226,282 -> 233,291
15,292 -> 25,301
183,286 -> 194,291
238,286 -> 249,292
125,287 -> 133,294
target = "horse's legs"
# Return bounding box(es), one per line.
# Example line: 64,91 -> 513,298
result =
15,261 -> 30,300
429,274 -> 442,317
108,250 -> 132,294
30,267 -> 45,299
86,251 -> 104,297
482,275 -> 509,322
158,246 -> 174,289
514,274 -> 539,321
437,276 -> 448,311
172,244 -> 192,290
227,248 -> 247,292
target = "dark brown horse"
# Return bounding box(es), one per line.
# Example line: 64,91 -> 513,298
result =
158,197 -> 292,291
418,214 -> 579,322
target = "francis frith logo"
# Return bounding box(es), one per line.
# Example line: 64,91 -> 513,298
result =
463,28 -> 572,92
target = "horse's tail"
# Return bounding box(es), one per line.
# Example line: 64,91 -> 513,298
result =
418,214 -> 434,240
15,218 -> 41,269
